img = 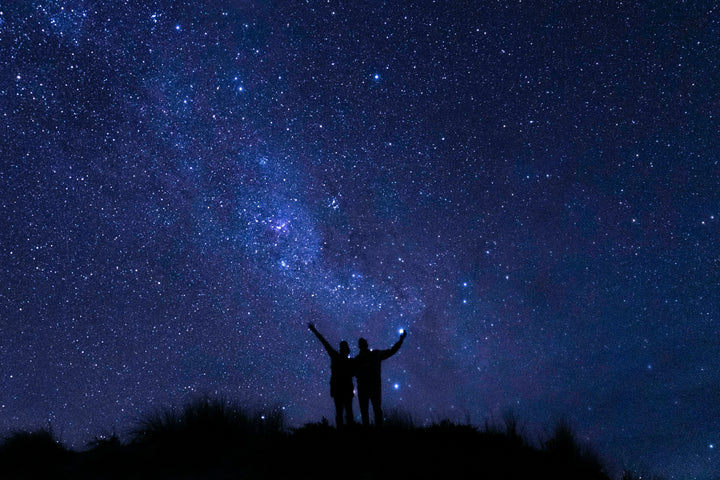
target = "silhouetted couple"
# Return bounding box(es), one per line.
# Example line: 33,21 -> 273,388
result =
309,323 -> 407,428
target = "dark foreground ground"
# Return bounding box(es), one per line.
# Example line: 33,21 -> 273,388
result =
0,399 -> 615,479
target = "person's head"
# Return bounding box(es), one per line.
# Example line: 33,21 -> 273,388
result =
339,340 -> 350,357
358,337 -> 369,351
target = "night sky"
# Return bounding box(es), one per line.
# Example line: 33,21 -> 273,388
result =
1,1 -> 719,478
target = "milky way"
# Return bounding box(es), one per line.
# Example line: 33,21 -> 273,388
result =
1,2 -> 719,478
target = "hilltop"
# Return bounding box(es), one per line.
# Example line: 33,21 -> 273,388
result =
0,397 -> 618,479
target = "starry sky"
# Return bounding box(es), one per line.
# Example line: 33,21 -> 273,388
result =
1,1 -> 719,478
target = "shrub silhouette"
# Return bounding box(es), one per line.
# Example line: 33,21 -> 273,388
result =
542,420 -> 607,479
86,431 -> 122,451
0,428 -> 71,478
0,398 -> 625,479
132,396 -> 284,440
128,396 -> 285,473
382,407 -> 416,429
482,409 -> 529,449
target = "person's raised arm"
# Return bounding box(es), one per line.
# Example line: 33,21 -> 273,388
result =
308,323 -> 337,356
380,330 -> 407,360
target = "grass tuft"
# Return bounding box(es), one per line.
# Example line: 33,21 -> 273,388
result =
129,395 -> 285,464
0,398 -> 634,479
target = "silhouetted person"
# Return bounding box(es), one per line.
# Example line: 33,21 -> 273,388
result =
308,323 -> 355,428
355,330 -> 407,427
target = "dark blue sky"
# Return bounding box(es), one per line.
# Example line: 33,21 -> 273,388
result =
1,2 -> 718,478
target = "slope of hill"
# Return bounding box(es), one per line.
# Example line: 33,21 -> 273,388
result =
0,398 -> 613,479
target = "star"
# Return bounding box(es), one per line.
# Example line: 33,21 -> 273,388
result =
1,3 -> 716,478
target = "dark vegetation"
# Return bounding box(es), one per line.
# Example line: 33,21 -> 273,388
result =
0,397 -> 644,479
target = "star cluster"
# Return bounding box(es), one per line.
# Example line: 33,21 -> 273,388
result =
1,2 -> 718,478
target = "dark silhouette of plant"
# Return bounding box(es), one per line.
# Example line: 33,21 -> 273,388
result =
0,398 -> 625,479
0,428 -> 71,478
131,396 -> 284,445
86,431 -> 122,450
542,420 -> 607,479
382,407 -> 416,429
126,396 -> 286,477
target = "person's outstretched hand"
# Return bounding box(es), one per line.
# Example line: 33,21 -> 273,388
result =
308,322 -> 316,331
400,330 -> 407,339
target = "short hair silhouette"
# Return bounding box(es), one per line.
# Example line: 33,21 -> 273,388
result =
354,330 -> 407,427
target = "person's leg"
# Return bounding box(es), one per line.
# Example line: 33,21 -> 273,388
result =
344,396 -> 355,425
358,389 -> 370,426
333,396 -> 344,428
370,389 -> 383,427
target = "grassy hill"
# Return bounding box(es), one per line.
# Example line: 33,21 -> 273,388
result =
0,397 -> 618,479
